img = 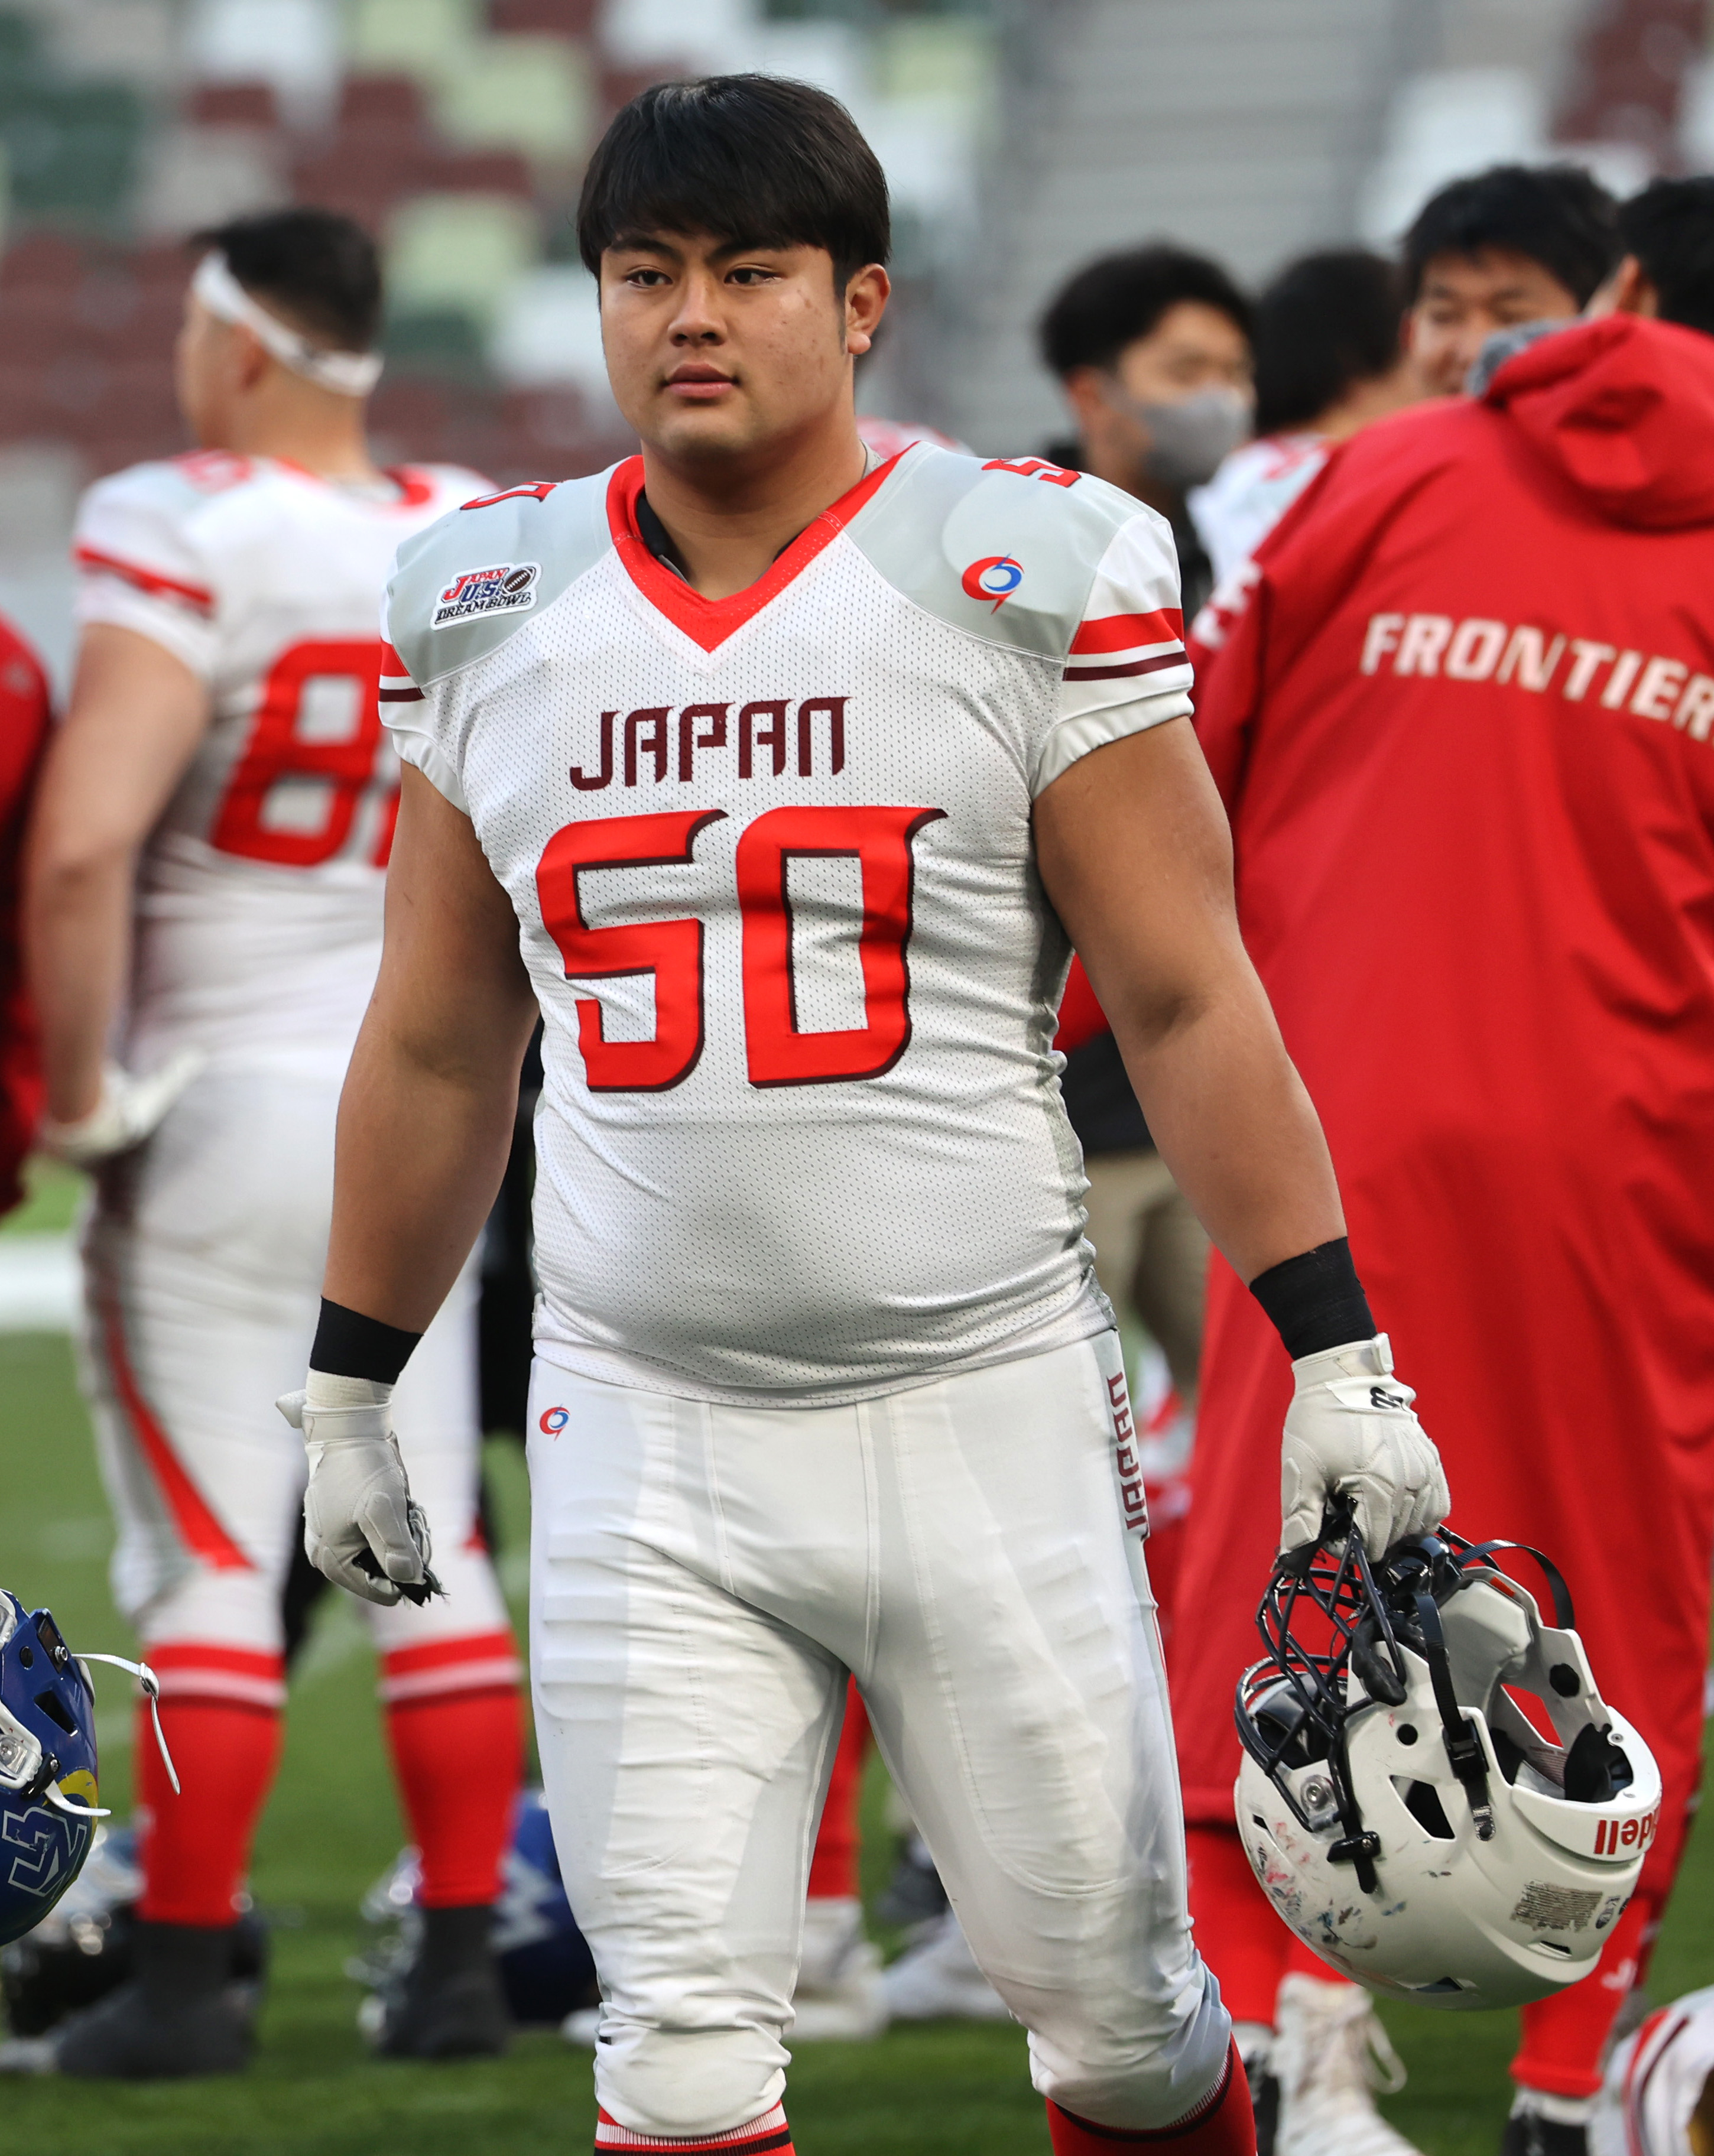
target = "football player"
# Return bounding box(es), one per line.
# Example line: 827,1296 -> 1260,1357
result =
1401,164 -> 1619,398
0,611 -> 51,1217
21,209 -> 524,2077
290,77 -> 1446,2156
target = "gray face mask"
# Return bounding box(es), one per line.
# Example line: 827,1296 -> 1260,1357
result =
1107,384 -> 1252,489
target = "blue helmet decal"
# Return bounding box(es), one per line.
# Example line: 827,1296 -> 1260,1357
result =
0,1593 -> 102,1947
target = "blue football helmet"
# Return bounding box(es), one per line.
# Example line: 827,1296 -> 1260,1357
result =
0,1593 -> 102,1949
0,1591 -> 173,1950
356,1789 -> 596,2026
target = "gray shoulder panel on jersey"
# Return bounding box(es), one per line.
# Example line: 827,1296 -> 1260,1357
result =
386,470 -> 614,688
844,446 -> 1168,660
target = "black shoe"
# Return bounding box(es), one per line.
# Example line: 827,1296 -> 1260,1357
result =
875,1839 -> 949,1929
369,1905 -> 509,2060
39,1922 -> 257,2079
1501,2112 -> 1590,2156
1251,2066 -> 1281,2156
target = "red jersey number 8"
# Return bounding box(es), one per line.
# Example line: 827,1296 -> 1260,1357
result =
210,638 -> 395,868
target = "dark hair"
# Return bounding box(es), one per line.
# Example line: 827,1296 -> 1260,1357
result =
577,75 -> 890,288
1040,243 -> 1252,378
1401,163 -> 1620,307
1251,249 -> 1404,434
190,207 -> 382,350
1619,176 -> 1714,337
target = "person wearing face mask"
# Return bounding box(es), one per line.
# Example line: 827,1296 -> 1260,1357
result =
1030,247 -> 1253,1511
1402,164 -> 1619,399
1040,243 -> 1255,621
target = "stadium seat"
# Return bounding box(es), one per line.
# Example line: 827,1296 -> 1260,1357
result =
384,191 -> 540,327
434,35 -> 594,166
185,80 -> 283,129
346,0 -> 482,87
489,0 -> 599,34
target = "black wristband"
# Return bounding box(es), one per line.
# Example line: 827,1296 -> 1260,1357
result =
1248,1238 -> 1376,1361
310,1298 -> 422,1385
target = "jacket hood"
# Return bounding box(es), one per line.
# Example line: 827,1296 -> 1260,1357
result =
1483,312 -> 1714,530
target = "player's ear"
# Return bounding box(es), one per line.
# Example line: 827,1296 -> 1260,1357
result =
232,323 -> 274,395
843,263 -> 890,356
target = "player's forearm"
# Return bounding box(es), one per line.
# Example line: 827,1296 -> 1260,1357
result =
322,1005 -> 531,1333
1105,969 -> 1346,1285
23,845 -> 135,1124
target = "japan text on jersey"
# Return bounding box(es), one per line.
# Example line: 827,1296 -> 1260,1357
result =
382,444 -> 1194,1407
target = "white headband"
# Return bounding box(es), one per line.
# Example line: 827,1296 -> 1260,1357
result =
193,252 -> 384,398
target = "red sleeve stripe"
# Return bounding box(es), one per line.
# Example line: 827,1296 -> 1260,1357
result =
1069,608 -> 1183,655
378,684 -> 426,703
74,544 -> 215,615
1062,650 -> 1190,684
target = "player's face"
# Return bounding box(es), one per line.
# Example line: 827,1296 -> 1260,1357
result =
598,230 -> 889,463
1110,301 -> 1253,410
1407,248 -> 1582,397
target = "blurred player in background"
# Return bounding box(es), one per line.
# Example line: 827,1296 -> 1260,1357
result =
1174,291 -> 1714,2156
1403,163 -> 1619,397
1190,249 -> 1418,589
1602,174 -> 1714,332
20,209 -> 523,2078
0,615 -> 50,1219
1040,242 -> 1254,619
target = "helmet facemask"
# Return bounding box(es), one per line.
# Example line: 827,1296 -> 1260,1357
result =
1234,1516 -> 1662,2009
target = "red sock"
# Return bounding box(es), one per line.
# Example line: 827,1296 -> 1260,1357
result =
134,1666 -> 283,1926
1047,2044 -> 1255,2151
383,1669 -> 524,1908
1512,1889 -> 1660,2100
1184,1824 -> 1291,2027
593,2102 -> 794,2152
807,1681 -> 869,1901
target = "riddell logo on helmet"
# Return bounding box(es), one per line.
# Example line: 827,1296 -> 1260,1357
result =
431,561 -> 540,628
1593,1806 -> 1658,1856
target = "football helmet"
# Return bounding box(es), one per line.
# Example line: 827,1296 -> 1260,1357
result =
354,1790 -> 596,2029
0,1591 -> 173,1951
1234,1515 -> 1660,2011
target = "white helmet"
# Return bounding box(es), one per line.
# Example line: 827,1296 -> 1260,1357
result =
1234,1518 -> 1661,2011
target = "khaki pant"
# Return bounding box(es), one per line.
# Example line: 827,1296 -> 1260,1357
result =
1080,1150 -> 1210,1401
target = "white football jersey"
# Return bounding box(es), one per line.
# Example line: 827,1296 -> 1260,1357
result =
1187,433 -> 1328,587
74,452 -> 483,1064
384,446 -> 1194,1405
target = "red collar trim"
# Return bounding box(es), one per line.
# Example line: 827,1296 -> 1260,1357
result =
269,457 -> 438,509
606,450 -> 901,653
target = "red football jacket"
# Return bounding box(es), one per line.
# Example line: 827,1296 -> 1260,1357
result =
1171,317 -> 1714,1905
0,613 -> 50,1216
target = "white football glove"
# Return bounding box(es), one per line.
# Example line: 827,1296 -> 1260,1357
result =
1280,1333 -> 1450,1557
276,1377 -> 441,1607
37,1052 -> 205,1168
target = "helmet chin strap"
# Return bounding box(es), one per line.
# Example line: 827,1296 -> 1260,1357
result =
62,1653 -> 180,1808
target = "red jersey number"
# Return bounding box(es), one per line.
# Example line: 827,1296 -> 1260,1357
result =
535,806 -> 943,1091
210,638 -> 393,868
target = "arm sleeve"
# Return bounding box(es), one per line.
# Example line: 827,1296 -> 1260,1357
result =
1033,512 -> 1194,795
72,475 -> 220,680
378,632 -> 469,814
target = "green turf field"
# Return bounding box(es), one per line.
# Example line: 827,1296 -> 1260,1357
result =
0,1312 -> 1709,2154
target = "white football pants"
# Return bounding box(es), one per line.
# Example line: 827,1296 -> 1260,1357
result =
77,1058 -> 514,1708
526,1330 -> 1231,2137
